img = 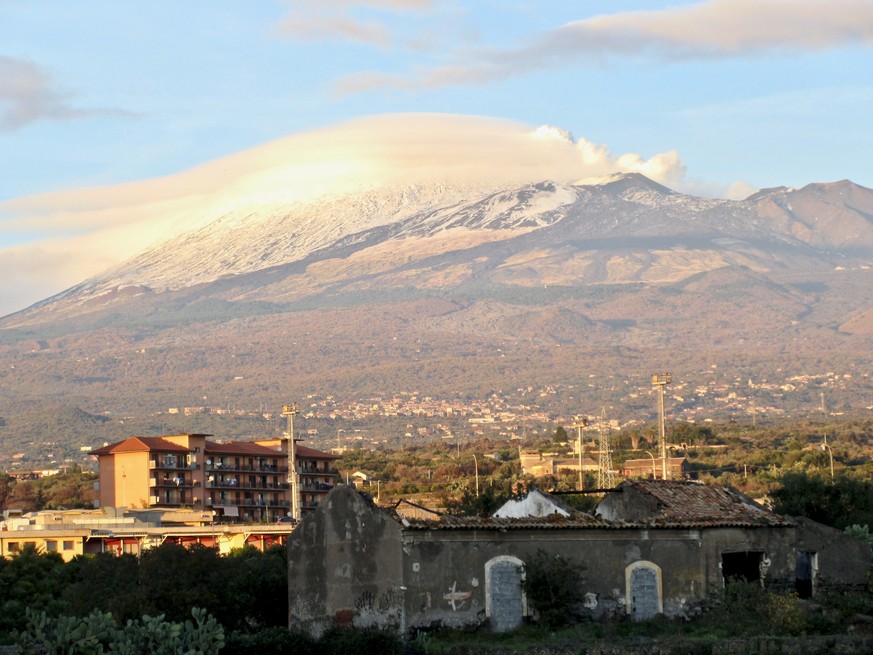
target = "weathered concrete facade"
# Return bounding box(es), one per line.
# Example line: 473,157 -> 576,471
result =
288,482 -> 871,635
288,486 -> 405,635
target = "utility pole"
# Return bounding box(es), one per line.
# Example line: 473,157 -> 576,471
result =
282,403 -> 301,520
572,418 -> 589,490
472,454 -> 479,497
652,373 -> 672,480
822,435 -> 834,480
597,408 -> 615,489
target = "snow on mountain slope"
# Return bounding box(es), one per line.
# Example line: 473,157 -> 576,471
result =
9,171 -> 873,328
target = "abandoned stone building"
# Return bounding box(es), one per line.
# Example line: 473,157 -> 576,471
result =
287,480 -> 871,635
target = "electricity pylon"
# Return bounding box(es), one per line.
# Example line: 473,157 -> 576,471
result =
597,408 -> 615,489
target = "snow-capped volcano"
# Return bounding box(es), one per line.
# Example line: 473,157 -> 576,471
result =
7,169 -> 873,329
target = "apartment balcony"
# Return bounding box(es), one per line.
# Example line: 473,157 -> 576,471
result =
234,498 -> 288,508
149,460 -> 198,471
150,478 -> 195,488
205,462 -> 288,474
149,495 -> 187,506
299,481 -> 334,492
206,480 -> 289,491
297,468 -> 339,477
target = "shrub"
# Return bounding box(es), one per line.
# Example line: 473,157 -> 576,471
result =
521,549 -> 586,629
318,625 -> 403,655
224,626 -> 317,655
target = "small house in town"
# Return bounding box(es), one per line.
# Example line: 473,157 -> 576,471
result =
287,480 -> 870,636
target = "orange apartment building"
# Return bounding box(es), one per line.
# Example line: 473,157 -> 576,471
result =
91,434 -> 339,522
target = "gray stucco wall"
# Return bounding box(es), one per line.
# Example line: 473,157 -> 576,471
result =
399,525 -> 799,629
289,487 -> 871,636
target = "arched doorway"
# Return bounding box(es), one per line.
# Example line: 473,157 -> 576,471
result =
485,556 -> 527,632
626,560 -> 662,621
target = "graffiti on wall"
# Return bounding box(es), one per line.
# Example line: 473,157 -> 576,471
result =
354,588 -> 404,614
443,581 -> 473,611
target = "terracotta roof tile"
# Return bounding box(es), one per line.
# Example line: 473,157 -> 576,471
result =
91,437 -> 191,455
206,441 -> 284,456
617,479 -> 792,528
400,513 -> 612,530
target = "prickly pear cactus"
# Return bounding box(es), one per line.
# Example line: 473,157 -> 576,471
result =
16,608 -> 224,655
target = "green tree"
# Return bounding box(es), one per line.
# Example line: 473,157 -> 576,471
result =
60,552 -> 141,623
136,544 -> 228,625
552,426 -> 569,443
0,544 -> 69,638
0,473 -> 12,511
521,549 -> 586,629
772,470 -> 873,529
223,545 -> 288,630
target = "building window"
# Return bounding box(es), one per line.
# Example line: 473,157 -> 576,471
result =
625,561 -> 663,621
8,542 -> 19,553
63,541 -> 75,551
45,540 -> 57,552
722,551 -> 766,585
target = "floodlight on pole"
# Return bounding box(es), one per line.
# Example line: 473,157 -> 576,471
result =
652,373 -> 672,480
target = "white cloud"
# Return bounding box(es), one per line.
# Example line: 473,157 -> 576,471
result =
334,0 -> 873,91
274,0 -> 432,47
0,55 -> 135,131
0,56 -> 81,130
0,113 -> 694,317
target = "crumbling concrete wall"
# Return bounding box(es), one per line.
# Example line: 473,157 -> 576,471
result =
289,488 -> 871,636
793,517 -> 872,592
403,529 -> 683,628
288,486 -> 404,635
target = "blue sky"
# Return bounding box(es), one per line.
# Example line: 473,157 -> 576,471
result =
0,0 -> 872,315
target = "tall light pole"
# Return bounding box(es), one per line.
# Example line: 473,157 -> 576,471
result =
472,454 -> 479,497
643,451 -> 657,479
821,436 -> 834,480
652,373 -> 672,480
572,418 -> 589,491
282,403 -> 301,520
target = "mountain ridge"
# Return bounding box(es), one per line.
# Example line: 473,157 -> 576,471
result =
5,174 -> 872,329
1,173 -> 872,442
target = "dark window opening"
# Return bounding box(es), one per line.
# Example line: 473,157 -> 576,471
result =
795,551 -> 816,599
722,551 -> 764,584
